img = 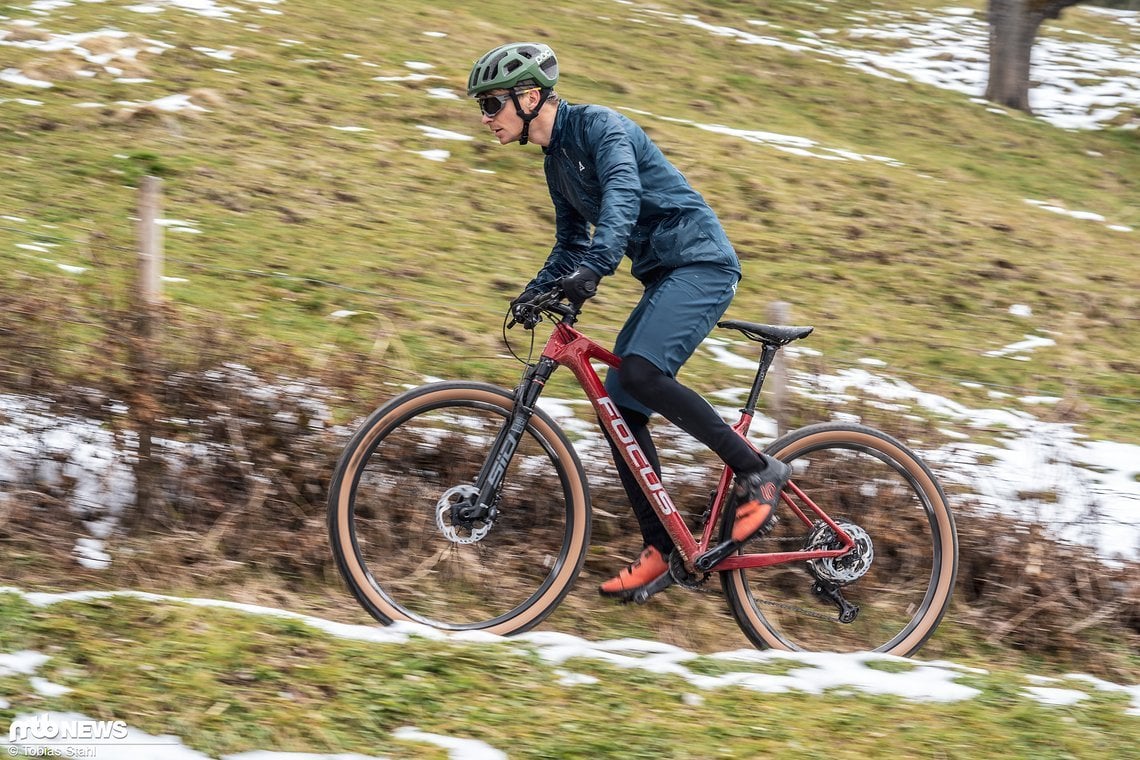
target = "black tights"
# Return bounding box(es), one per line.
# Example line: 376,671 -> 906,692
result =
601,355 -> 765,554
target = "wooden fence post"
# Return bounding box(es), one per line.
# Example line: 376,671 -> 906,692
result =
138,175 -> 164,306
767,301 -> 789,436
131,176 -> 163,523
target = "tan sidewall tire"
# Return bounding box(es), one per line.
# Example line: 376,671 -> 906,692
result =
328,382 -> 590,635
724,423 -> 958,656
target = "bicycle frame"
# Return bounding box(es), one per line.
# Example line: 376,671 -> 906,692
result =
499,314 -> 855,573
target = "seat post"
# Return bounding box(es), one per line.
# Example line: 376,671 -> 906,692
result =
742,342 -> 780,415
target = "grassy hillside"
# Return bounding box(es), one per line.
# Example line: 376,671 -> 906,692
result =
0,0 -> 1136,438
1,4 -> 1138,751
2,590 -> 1138,759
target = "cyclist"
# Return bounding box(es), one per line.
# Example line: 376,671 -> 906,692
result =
467,42 -> 790,602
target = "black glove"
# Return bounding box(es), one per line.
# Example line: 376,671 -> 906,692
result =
560,265 -> 600,305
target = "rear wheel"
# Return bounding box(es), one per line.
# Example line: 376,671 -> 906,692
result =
328,381 -> 591,634
721,422 -> 957,656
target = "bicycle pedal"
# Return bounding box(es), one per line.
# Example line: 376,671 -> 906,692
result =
629,571 -> 674,604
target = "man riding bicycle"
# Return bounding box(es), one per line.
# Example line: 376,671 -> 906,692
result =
467,42 -> 790,602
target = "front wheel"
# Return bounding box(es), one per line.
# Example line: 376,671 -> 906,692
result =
721,422 -> 958,656
328,381 -> 591,635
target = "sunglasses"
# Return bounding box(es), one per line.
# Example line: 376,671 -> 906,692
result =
477,88 -> 538,118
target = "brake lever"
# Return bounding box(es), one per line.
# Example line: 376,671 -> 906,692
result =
507,286 -> 568,331
506,308 -> 541,331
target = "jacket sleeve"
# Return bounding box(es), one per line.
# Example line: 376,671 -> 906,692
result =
580,111 -> 642,277
528,176 -> 591,290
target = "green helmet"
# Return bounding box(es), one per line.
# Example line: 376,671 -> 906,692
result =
467,42 -> 558,97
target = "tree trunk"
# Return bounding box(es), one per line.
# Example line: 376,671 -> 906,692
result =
985,0 -> 1085,113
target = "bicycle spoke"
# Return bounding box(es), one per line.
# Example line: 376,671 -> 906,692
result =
723,422 -> 957,656
329,383 -> 590,633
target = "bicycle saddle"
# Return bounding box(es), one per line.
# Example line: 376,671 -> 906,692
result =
717,320 -> 814,346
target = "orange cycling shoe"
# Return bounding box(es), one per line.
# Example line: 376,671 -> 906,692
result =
731,459 -> 790,543
599,545 -> 674,603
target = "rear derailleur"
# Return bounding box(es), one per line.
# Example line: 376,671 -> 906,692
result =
810,579 -> 859,624
804,519 -> 873,624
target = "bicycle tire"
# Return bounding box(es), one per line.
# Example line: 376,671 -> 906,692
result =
721,421 -> 958,656
328,381 -> 591,635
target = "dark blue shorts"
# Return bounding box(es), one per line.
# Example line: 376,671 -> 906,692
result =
604,263 -> 739,418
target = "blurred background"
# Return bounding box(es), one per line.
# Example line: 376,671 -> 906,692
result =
1,0 -> 1138,756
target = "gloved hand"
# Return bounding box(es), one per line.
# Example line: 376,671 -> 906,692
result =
560,266 -> 600,305
510,286 -> 545,325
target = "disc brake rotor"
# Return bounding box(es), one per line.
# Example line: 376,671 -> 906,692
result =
805,520 -> 875,585
435,485 -> 493,545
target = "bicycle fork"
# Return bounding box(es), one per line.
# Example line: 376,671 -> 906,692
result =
457,358 -> 557,526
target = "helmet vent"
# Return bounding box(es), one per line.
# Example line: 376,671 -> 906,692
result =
483,50 -> 509,82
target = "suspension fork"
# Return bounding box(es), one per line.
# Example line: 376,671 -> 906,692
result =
459,357 -> 558,522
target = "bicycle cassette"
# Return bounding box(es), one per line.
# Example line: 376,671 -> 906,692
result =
804,520 -> 874,585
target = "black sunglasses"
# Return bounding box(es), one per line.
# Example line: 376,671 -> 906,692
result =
476,88 -> 538,118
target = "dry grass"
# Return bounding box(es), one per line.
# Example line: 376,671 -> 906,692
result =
1,325 -> 1135,671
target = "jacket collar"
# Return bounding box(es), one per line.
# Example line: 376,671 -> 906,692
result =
542,100 -> 569,155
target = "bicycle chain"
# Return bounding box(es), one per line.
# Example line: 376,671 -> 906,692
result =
680,530 -> 840,620
676,573 -> 840,621
686,504 -> 847,621
749,533 -> 842,621
754,596 -> 840,622
667,531 -> 800,596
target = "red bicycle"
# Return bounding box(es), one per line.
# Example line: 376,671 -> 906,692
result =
328,288 -> 958,655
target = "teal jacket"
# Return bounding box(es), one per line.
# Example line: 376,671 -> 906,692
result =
528,101 -> 740,289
